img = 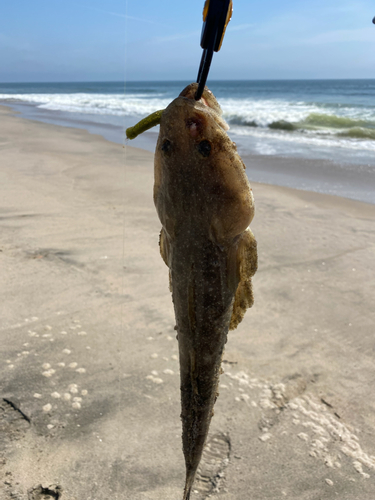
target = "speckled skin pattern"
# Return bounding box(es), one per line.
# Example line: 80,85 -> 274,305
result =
154,83 -> 258,499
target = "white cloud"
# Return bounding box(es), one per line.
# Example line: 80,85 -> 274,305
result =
152,31 -> 200,43
303,27 -> 375,45
70,2 -> 156,24
228,23 -> 255,32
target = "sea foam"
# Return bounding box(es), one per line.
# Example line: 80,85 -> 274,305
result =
1,83 -> 375,161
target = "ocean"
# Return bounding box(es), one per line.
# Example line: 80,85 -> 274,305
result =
1,80 -> 375,203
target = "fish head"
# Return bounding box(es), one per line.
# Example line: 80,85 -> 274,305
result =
154,83 -> 254,243
156,84 -> 229,164
178,83 -> 228,127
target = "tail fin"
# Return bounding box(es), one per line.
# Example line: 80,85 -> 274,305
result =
183,486 -> 191,500
182,470 -> 196,500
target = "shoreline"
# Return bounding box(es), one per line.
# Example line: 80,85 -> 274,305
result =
1,102 -> 375,499
2,101 -> 375,206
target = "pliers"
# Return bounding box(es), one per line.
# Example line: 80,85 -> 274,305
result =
195,0 -> 233,100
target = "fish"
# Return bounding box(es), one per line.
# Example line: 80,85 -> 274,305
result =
153,83 -> 258,499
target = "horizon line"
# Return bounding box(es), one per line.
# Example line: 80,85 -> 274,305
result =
1,77 -> 375,85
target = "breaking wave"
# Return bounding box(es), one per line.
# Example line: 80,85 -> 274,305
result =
1,85 -> 375,157
0,93 -> 171,117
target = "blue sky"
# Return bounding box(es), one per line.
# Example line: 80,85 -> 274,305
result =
1,0 -> 374,82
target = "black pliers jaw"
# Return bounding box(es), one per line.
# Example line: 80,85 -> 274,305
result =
195,0 -> 233,100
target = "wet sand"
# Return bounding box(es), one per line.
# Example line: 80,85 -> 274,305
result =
5,100 -> 375,205
1,104 -> 375,499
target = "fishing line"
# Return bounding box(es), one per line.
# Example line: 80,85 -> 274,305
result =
117,0 -> 129,497
121,0 -> 129,331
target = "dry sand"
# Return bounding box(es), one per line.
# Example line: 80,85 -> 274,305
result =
1,104 -> 375,500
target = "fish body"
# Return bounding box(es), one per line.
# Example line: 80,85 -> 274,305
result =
154,83 -> 257,499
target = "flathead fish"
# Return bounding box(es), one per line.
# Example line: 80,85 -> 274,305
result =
153,83 -> 257,499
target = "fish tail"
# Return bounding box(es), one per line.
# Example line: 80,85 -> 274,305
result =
182,469 -> 196,500
182,485 -> 191,500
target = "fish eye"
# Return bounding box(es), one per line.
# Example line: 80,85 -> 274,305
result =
161,139 -> 172,153
197,140 -> 211,158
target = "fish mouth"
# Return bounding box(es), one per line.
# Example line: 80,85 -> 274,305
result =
179,82 -> 218,110
178,83 -> 230,131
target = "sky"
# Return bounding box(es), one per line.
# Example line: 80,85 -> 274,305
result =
0,0 -> 374,82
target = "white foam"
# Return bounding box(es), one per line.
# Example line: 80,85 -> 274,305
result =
145,375 -> 163,384
227,370 -> 375,479
230,124 -> 375,154
3,89 -> 375,166
163,369 -> 174,375
0,92 -> 171,117
221,97 -> 375,128
259,433 -> 272,442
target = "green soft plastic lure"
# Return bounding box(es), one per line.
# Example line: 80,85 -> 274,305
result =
125,109 -> 164,140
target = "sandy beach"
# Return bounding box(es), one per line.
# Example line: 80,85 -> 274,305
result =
1,103 -> 375,500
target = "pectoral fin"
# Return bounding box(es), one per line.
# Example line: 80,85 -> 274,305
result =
230,229 -> 258,330
159,228 -> 172,291
159,228 -> 169,266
